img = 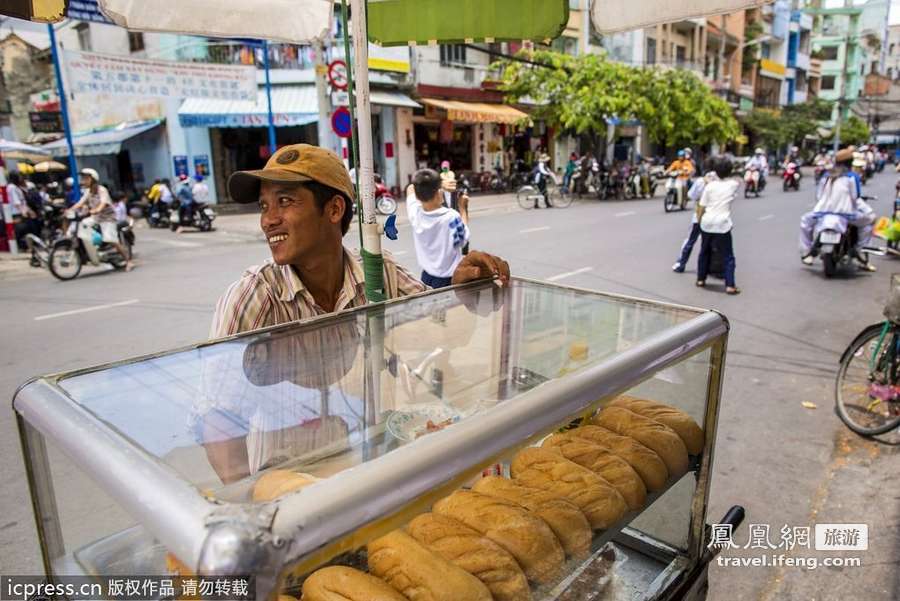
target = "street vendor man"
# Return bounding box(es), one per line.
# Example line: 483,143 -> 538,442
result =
211,143 -> 510,338
198,144 -> 510,483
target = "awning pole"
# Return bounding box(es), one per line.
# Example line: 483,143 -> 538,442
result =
47,24 -> 78,182
340,0 -> 364,251
262,39 -> 277,154
348,0 -> 386,302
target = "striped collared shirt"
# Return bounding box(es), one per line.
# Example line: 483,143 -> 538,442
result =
210,247 -> 427,338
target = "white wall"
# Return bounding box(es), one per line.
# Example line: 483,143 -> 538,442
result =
414,46 -> 492,89
123,125 -> 170,190
381,107 -> 398,190
396,108 -> 416,189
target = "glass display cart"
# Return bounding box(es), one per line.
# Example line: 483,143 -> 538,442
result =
15,278 -> 743,600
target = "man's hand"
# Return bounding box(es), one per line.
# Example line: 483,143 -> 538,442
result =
451,250 -> 510,286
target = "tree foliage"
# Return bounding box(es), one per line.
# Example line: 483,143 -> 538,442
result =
493,50 -> 739,148
833,115 -> 870,146
742,99 -> 834,149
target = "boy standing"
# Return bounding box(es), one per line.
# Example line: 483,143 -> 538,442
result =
407,168 -> 469,288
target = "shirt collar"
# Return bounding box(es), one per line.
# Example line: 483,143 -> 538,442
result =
276,248 -> 367,304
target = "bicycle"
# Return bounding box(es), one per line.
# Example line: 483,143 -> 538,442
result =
516,180 -> 572,210
835,281 -> 900,435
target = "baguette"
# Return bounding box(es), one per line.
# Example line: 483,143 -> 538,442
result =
510,447 -> 627,530
471,476 -> 591,558
592,407 -> 689,476
368,530 -> 492,601
563,425 -> 669,491
432,490 -> 564,584
252,469 -> 319,502
608,395 -> 704,455
541,435 -> 646,511
407,513 -> 531,601
301,566 -> 406,601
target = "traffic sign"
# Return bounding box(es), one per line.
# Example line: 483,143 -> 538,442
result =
332,106 -> 353,138
328,59 -> 348,91
331,91 -> 350,107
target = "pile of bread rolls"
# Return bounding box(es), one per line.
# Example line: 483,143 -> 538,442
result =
183,396 -> 703,601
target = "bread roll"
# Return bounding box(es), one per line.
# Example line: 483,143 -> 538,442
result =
564,425 -> 669,491
279,596 -> 298,601
609,395 -> 704,455
592,407 -> 689,477
301,566 -> 405,601
509,447 -> 627,530
407,513 -> 531,601
471,476 -> 591,558
432,490 -> 564,584
368,530 -> 492,601
541,435 -> 646,511
252,469 -> 319,502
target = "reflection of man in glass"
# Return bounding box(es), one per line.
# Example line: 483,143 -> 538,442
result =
192,319 -> 364,484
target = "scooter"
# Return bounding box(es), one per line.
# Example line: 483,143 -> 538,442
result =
622,165 -> 644,200
169,199 -> 216,232
663,172 -> 689,212
809,197 -> 877,278
374,174 -> 397,215
146,201 -> 171,228
48,213 -> 135,281
782,162 -> 801,192
744,167 -> 761,198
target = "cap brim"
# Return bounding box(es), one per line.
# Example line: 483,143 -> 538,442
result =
227,168 -> 314,204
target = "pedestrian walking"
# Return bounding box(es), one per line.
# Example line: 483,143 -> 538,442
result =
696,158 -> 740,294
406,168 -> 470,288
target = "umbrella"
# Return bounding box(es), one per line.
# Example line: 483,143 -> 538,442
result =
591,0 -> 770,33
17,163 -> 35,175
33,160 -> 68,173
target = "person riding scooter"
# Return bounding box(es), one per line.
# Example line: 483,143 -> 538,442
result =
69,168 -> 133,271
175,174 -> 195,233
666,150 -> 695,209
799,147 -> 876,272
746,147 -> 769,191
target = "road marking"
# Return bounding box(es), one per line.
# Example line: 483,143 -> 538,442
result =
520,226 -> 551,234
156,239 -> 203,248
615,211 -> 636,217
390,250 -> 408,256
758,214 -> 775,221
547,267 -> 593,282
35,299 -> 140,322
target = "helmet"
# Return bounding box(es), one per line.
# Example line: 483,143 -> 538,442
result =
79,168 -> 99,182
684,148 -> 693,156
677,150 -> 685,158
194,174 -> 204,182
791,146 -> 799,153
440,160 -> 450,169
178,174 -> 189,182
755,147 -> 764,155
64,177 -> 74,187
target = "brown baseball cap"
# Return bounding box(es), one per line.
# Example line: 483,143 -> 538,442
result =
227,143 -> 355,204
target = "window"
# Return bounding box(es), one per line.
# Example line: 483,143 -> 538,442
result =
128,32 -> 145,53
871,60 -> 879,74
646,38 -> 656,65
888,67 -> 894,79
75,23 -> 91,52
675,45 -> 686,66
761,42 -> 771,59
821,75 -> 836,90
820,45 -> 839,61
891,44 -> 896,56
439,44 -> 467,66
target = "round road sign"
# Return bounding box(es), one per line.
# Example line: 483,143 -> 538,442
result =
332,107 -> 353,138
328,59 -> 348,91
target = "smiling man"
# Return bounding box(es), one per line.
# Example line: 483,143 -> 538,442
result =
210,144 -> 510,338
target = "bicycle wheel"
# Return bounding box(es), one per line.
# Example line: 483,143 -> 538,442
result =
835,323 -> 900,436
550,185 -> 573,208
517,186 -> 536,210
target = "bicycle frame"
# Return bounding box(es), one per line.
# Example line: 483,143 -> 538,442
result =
868,321 -> 900,386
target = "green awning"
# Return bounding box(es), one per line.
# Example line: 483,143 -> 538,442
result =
367,0 -> 569,46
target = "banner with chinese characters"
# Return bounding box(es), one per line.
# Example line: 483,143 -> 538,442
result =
64,51 -> 257,101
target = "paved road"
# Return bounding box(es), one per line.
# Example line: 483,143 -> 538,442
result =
2,172 -> 899,600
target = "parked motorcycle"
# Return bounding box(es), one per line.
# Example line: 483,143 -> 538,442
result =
169,199 -> 216,232
622,165 -> 644,200
25,198 -> 67,268
48,213 -> 135,281
782,162 -> 801,192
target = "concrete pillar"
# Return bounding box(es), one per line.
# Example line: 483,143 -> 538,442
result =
381,106 -> 398,190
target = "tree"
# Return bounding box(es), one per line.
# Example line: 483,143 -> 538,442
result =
742,99 -> 834,150
833,115 -> 870,146
494,50 -> 739,150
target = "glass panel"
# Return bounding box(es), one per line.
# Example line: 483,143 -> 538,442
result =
56,280 -> 699,498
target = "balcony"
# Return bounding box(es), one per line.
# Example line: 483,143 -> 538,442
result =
789,51 -> 811,72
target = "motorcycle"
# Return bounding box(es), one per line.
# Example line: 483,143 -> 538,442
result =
48,212 -> 135,281
169,199 -> 216,232
146,201 -> 172,228
744,167 -> 761,198
374,174 -> 397,215
810,197 -> 877,278
25,198 -> 67,268
622,165 -> 644,200
782,162 -> 801,192
663,171 -> 689,212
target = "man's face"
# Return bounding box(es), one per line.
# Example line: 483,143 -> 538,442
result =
258,181 -> 342,265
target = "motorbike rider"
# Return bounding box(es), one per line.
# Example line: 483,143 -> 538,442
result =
531,153 -> 555,208
192,174 -> 210,205
799,147 -> 876,272
782,146 -> 801,170
666,150 -> 695,208
69,168 -> 133,271
175,174 -> 195,233
563,152 -> 578,191
746,147 -> 769,190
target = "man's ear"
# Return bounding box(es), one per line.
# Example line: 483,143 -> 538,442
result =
327,194 -> 346,225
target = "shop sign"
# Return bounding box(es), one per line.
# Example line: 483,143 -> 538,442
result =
173,156 -> 189,178
331,91 -> 350,107
759,59 -> 786,80
29,111 -> 63,134
178,113 -> 315,128
66,0 -> 114,24
65,50 -> 257,100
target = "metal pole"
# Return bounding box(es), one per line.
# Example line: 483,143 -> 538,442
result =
262,40 -> 276,155
340,0 -> 364,250
314,38 -> 334,153
47,24 -> 78,182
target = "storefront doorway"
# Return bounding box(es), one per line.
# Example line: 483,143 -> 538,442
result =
414,122 -> 473,172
